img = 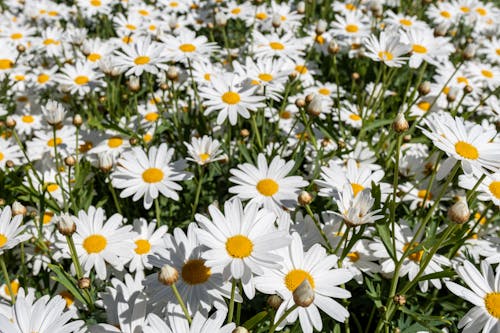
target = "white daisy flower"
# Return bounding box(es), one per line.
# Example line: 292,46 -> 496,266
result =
195,198 -> 291,299
332,186 -> 383,227
459,172 -> 500,207
364,31 -> 411,67
0,206 -> 30,255
229,153 -> 308,215
71,206 -> 136,280
55,61 -> 104,96
0,138 -> 23,170
161,28 -> 219,64
252,31 -> 306,62
113,37 -> 166,76
184,135 -> 225,166
111,143 -> 191,210
445,260 -> 500,332
128,218 -> 168,273
255,233 -> 353,333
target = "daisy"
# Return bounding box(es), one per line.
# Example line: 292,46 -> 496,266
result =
255,233 -> 353,333
228,153 -> 308,215
161,28 -> 219,64
252,31 -> 306,62
0,45 -> 18,79
113,37 -> 166,76
400,28 -> 455,68
36,27 -> 64,58
145,224 -> 235,314
55,61 -> 104,96
332,186 -> 383,227
339,239 -> 380,284
195,198 -> 291,299
198,73 -> 266,126
330,11 -> 371,40
88,133 -> 131,158
112,143 -> 191,209
340,101 -> 364,128
0,138 -> 23,170
421,113 -> 500,175
384,11 -> 428,30
445,260 -> 500,332
26,126 -> 80,160
364,31 -> 411,67
459,172 -> 500,207
426,2 -> 459,27
71,206 -> 136,280
11,112 -> 42,136
466,62 -> 500,90
128,218 -> 168,273
0,206 -> 30,255
0,289 -> 84,333
184,135 -> 225,165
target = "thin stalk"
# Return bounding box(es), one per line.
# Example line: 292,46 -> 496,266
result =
227,279 -> 237,323
268,304 -> 299,333
66,235 -> 84,279
305,205 -> 333,253
0,256 -> 15,304
251,113 -> 263,150
155,198 -> 161,227
107,175 -> 122,215
191,166 -> 205,221
390,134 -> 403,254
171,283 -> 192,324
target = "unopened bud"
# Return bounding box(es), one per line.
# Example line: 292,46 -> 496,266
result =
393,113 -> 409,133
129,137 -> 138,146
446,87 -> 459,102
127,75 -> 141,92
369,0 -> 383,17
328,40 -> 340,54
403,134 -> 411,142
167,66 -> 178,81
297,1 -> 305,13
12,201 -> 27,216
295,98 -> 306,108
78,277 -> 91,289
43,100 -> 66,127
99,152 -> 114,172
215,11 -> 227,27
158,264 -> 179,286
418,81 -> 431,96
315,19 -> 327,35
73,114 -> 83,127
305,94 -> 314,104
293,279 -> 314,307
288,71 -> 298,80
272,13 -> 281,28
5,116 -> 16,128
448,197 -> 470,224
56,212 -> 76,236
16,44 -> 26,53
232,327 -> 249,333
463,85 -> 473,94
307,95 -> 323,117
434,22 -> 448,37
240,129 -> 250,137
267,295 -> 283,309
463,44 -> 476,60
159,82 -> 169,91
5,160 -> 14,168
351,72 -> 360,81
298,191 -> 313,206
393,294 -> 406,306
64,156 -> 76,167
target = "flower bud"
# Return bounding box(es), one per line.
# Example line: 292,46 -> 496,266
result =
369,0 -> 383,17
99,152 -> 114,172
315,19 -> 327,35
418,81 -> 431,96
16,44 -> 26,53
158,264 -> 179,286
328,40 -> 340,54
168,17 -> 178,30
64,156 -> 76,167
463,85 -> 473,94
232,327 -> 249,333
393,294 -> 406,306
73,114 -> 83,127
295,98 -> 306,108
393,113 -> 409,133
298,191 -> 313,206
160,82 -> 169,91
448,197 -> 470,224
127,75 -> 141,92
272,13 -> 281,28
42,100 -> 66,127
446,87 -> 459,102
167,66 -> 179,81
297,1 -> 305,13
78,277 -> 91,289
306,95 -> 323,117
12,201 -> 27,216
267,295 -> 283,309
434,22 -> 448,37
57,213 -> 77,236
351,72 -> 360,81
5,160 -> 14,168
463,44 -> 476,60
293,279 -> 314,307
240,128 -> 250,137
5,116 -> 16,128
215,11 -> 227,27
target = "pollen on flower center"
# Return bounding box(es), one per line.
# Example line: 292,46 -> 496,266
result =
318,88 -> 330,95
0,59 -> 13,70
481,70 -> 493,78
256,178 -> 279,196
412,44 -> 427,54
144,112 -> 159,122
418,101 -> 431,111
47,137 -> 63,147
0,152 -> 4,161
142,168 -> 164,183
403,242 -> 423,262
87,53 -> 101,62
199,153 -> 210,162
221,91 -> 241,105
134,239 -> 151,254
179,43 -> 196,52
59,290 -> 74,308
489,181 -> 500,199
349,114 -> 361,121
455,141 -> 479,160
182,259 -> 211,285
258,73 -> 273,82
378,51 -> 394,61
484,293 -> 500,319
74,76 -> 89,85
347,251 -> 360,262
417,189 -> 432,200
38,74 -> 50,83
284,269 -> 315,292
269,42 -> 284,50
0,234 -> 8,247
22,115 -> 34,123
225,235 -> 253,258
83,234 -> 107,254
345,24 -> 359,33
4,280 -> 19,296
46,183 -> 59,193
134,56 -> 150,65
399,18 -> 413,26
107,136 -> 123,148
351,183 -> 364,197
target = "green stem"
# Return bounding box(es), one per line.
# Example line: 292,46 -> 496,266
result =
305,205 -> 333,253
268,304 -> 299,333
191,166 -> 205,221
108,175 -> 122,215
171,282 -> 192,324
155,198 -> 161,228
390,135 -> 402,254
227,279 -> 237,323
66,235 -> 83,279
251,113 -> 263,150
0,255 -> 15,304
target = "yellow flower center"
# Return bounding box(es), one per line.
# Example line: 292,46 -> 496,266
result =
47,137 -> 62,147
0,234 -> 8,247
142,168 -> 164,183
0,59 -> 13,70
38,74 -> 50,83
403,242 -> 423,262
378,51 -> 394,61
417,189 -> 432,200
221,91 -> 240,105
460,6 -> 470,13
231,7 -> 241,14
143,133 -> 152,142
11,33 -> 23,40
280,111 -> 292,119
87,53 -> 101,62
90,0 -> 101,6
122,36 -> 133,44
59,290 -> 74,308
134,239 -> 151,254
346,3 -> 356,10
457,76 -> 469,85
440,10 -> 451,18
315,34 -> 325,44
345,24 -> 359,33
496,49 -> 500,56
284,269 -> 315,292
204,73 -> 211,81
349,114 -> 361,121
22,115 -> 34,123
46,183 -> 59,193
179,43 -> 196,52
475,7 -> 487,16
347,251 -> 360,262
138,9 -> 149,16
225,235 -> 253,258
4,280 -> 19,296
417,101 -> 431,111
107,136 -> 123,148
169,1 -> 179,7
485,293 -> 500,319
351,183 -> 364,197
255,12 -> 268,20
134,56 -> 150,65
455,141 -> 479,160
125,24 -> 136,30
83,234 -> 107,254
481,70 -> 493,78
318,88 -> 330,95
295,65 -> 307,74
199,153 -> 210,162
43,38 -> 59,46
258,73 -> 273,82
412,44 -> 427,54
399,18 -> 412,26
489,181 -> 500,199
182,259 -> 211,285
43,211 -> 54,224
0,152 -> 3,161
256,178 -> 279,196
144,112 -> 159,122
269,42 -> 284,50
74,75 -> 89,85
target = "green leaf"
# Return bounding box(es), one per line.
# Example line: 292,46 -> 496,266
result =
242,311 -> 268,330
48,264 -> 87,305
362,119 -> 394,132
417,269 -> 455,282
